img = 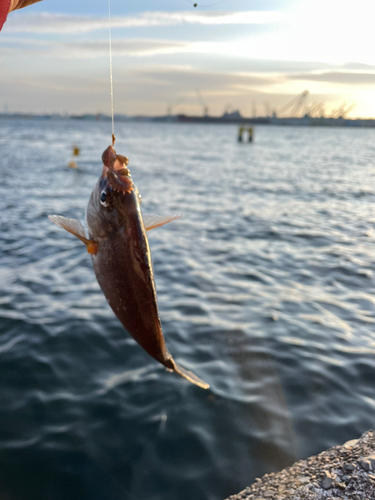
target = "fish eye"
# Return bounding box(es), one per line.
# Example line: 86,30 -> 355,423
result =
100,189 -> 108,207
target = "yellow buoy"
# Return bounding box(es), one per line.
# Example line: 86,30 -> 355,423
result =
238,126 -> 254,143
248,127 -> 254,143
238,126 -> 244,142
68,144 -> 80,168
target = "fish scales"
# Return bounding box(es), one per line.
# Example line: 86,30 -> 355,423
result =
88,182 -> 168,364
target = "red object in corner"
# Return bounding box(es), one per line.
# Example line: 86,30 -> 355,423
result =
0,0 -> 11,31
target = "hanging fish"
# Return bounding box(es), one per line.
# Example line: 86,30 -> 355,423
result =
49,144 -> 209,389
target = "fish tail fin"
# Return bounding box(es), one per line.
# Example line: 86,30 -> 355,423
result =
169,359 -> 209,389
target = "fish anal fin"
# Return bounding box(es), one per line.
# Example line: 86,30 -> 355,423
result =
169,359 -> 209,389
48,215 -> 98,254
143,214 -> 182,231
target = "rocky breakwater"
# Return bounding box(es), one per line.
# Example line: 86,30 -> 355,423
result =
225,430 -> 375,500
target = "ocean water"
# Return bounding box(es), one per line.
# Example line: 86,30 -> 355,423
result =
0,119 -> 375,500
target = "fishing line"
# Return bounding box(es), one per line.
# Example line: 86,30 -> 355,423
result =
105,0 -> 227,146
108,0 -> 115,146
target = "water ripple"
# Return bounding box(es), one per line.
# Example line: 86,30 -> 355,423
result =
0,120 -> 375,500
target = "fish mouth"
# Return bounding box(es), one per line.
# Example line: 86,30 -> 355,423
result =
101,146 -> 134,194
107,169 -> 134,194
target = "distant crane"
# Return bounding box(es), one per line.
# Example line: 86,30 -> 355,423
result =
329,101 -> 354,119
306,101 -> 325,118
263,101 -> 272,117
263,101 -> 278,118
252,100 -> 257,118
305,102 -> 314,117
167,98 -> 184,116
306,101 -> 317,117
342,103 -> 356,118
331,102 -> 347,119
338,102 -> 356,118
195,88 -> 209,117
330,101 -> 355,119
309,101 -> 325,117
279,90 -> 309,117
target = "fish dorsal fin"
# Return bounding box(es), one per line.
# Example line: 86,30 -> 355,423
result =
142,214 -> 182,231
48,215 -> 98,255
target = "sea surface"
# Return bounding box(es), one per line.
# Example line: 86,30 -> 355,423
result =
0,119 -> 375,500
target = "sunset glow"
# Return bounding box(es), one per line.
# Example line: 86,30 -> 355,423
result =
1,0 -> 374,117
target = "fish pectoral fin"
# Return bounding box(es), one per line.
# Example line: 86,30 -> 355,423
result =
48,215 -> 98,255
170,359 -> 210,389
142,213 -> 182,231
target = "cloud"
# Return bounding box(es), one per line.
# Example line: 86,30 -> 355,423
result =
341,62 -> 375,71
287,71 -> 375,85
0,37 -> 194,58
0,36 -> 344,75
60,39 -> 189,58
4,10 -> 285,34
3,64 -> 275,93
131,66 -> 275,91
1,35 -> 284,60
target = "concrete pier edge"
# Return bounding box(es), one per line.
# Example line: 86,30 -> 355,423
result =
225,430 -> 375,499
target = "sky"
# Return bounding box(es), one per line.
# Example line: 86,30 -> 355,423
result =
1,0 -> 375,117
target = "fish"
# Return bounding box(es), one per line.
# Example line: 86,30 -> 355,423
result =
49,144 -> 209,390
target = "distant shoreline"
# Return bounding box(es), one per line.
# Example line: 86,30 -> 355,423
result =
1,113 -> 375,128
